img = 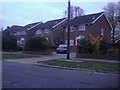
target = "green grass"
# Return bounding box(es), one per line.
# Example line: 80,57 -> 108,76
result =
41,59 -> 120,73
2,53 -> 39,59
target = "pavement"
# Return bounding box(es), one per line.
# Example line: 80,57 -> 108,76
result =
2,60 -> 119,88
3,51 -> 120,64
3,52 -> 69,64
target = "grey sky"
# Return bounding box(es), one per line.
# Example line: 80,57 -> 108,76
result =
1,1 -> 117,29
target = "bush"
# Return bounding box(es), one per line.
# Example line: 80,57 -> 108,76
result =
2,34 -> 17,51
78,38 -> 95,54
108,48 -> 119,55
24,36 -> 50,51
99,40 -> 111,54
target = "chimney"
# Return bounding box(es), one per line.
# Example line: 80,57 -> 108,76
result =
7,26 -> 9,29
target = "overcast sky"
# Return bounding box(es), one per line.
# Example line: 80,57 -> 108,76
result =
1,1 -> 119,29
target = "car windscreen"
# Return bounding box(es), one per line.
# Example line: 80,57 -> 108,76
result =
59,45 -> 67,48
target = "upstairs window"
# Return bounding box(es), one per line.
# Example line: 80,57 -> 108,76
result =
36,30 -> 42,34
70,26 -> 74,32
79,24 -> 85,31
44,29 -> 49,33
101,28 -> 104,36
66,25 -> 74,32
16,31 -> 26,35
22,31 -> 26,35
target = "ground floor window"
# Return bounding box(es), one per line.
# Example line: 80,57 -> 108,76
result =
66,39 -> 74,46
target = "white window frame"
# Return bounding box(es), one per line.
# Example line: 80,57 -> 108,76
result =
16,31 -> 26,35
36,29 -> 42,34
70,26 -> 74,32
66,39 -> 74,46
101,28 -> 104,36
44,28 -> 49,33
66,25 -> 74,32
79,24 -> 85,31
70,40 -> 74,46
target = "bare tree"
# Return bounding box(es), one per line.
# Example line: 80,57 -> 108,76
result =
63,6 -> 85,19
74,6 -> 85,17
103,2 -> 120,43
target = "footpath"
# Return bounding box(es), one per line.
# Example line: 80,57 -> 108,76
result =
3,51 -> 120,64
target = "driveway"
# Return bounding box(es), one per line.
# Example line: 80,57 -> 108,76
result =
2,60 -> 119,88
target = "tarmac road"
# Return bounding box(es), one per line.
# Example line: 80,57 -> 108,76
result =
2,60 -> 119,88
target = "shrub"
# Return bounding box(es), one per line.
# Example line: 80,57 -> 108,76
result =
24,36 -> 50,51
108,48 -> 119,55
99,40 -> 111,54
78,38 -> 96,54
2,34 -> 17,51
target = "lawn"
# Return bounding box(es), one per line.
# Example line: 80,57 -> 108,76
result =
41,59 -> 120,73
2,53 -> 39,59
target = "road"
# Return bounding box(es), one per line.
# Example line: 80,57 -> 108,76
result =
2,60 -> 119,88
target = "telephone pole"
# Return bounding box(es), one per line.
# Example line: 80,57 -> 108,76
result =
67,0 -> 70,59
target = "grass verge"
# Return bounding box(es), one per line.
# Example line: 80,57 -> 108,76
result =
2,53 -> 39,59
41,59 -> 120,73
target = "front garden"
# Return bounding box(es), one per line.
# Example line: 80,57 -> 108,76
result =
2,33 -> 52,55
76,35 -> 120,60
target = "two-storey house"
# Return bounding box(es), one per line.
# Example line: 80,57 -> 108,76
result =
63,12 -> 112,51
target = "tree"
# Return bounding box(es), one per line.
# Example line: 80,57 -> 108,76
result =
78,38 -> 95,54
63,6 -> 85,19
89,34 -> 103,53
2,34 -> 17,51
103,2 -> 120,43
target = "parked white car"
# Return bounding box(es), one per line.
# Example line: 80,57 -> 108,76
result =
56,44 -> 67,53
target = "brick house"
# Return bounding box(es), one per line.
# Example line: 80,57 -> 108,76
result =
27,18 -> 67,46
3,18 -> 67,48
63,12 -> 112,51
3,25 -> 27,48
3,12 -> 112,51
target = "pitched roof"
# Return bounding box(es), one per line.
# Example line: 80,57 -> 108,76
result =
70,12 -> 104,25
24,22 -> 42,30
3,25 -> 25,33
40,18 -> 66,29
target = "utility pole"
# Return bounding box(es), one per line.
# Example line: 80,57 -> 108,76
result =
67,0 -> 70,59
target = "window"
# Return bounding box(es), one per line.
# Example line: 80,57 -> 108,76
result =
66,25 -> 74,32
70,40 -> 74,46
66,26 -> 68,32
66,39 -> 74,46
44,29 -> 49,33
22,31 -> 26,35
101,28 -> 104,36
70,26 -> 74,32
16,31 -> 26,35
45,37 -> 48,40
36,30 -> 42,34
79,24 -> 85,31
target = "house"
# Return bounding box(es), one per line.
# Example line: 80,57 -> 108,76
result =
27,18 -> 67,46
3,12 -> 112,51
3,25 -> 27,48
63,12 -> 112,51
3,18 -> 67,48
